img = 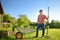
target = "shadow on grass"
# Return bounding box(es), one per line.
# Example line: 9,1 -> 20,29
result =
0,36 -> 16,40
0,35 -> 52,40
16,36 -> 39,40
16,36 -> 51,40
45,35 -> 51,39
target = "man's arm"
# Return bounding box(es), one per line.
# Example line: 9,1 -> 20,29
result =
46,17 -> 48,20
44,15 -> 48,20
37,15 -> 39,22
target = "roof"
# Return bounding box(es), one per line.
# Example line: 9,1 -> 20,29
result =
0,2 -> 4,15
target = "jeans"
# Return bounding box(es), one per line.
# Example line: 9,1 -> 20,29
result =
36,24 -> 45,37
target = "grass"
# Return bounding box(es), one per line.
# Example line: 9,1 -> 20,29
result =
0,29 -> 60,40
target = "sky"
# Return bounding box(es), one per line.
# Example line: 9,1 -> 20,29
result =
1,0 -> 60,22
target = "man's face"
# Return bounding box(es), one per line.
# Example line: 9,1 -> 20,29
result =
39,11 -> 43,14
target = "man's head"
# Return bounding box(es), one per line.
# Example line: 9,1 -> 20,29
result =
39,10 -> 43,14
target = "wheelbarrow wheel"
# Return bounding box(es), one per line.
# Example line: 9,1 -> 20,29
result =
16,32 -> 23,39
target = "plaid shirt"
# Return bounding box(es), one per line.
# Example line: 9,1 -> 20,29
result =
38,14 -> 48,24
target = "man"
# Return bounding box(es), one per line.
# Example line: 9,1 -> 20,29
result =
35,10 -> 48,38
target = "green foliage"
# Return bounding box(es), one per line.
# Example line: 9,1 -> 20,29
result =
17,14 -> 31,28
30,22 -> 37,29
49,20 -> 60,28
3,14 -> 11,23
10,17 -> 16,24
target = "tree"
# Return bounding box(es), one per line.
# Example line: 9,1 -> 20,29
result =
10,17 -> 16,24
3,14 -> 11,23
30,22 -> 37,29
49,20 -> 60,28
17,14 -> 31,28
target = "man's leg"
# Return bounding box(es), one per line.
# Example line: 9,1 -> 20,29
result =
35,24 -> 40,37
42,29 -> 45,37
36,29 -> 38,37
41,24 -> 45,37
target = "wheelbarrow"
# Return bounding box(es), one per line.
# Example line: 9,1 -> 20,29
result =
13,25 -> 36,39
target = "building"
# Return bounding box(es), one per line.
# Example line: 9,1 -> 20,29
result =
0,2 -> 4,27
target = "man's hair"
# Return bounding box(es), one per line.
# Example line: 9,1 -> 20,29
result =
39,10 -> 43,12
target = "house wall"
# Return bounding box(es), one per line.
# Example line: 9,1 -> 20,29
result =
0,14 -> 3,27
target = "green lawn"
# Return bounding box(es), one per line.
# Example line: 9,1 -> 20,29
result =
0,29 -> 60,40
